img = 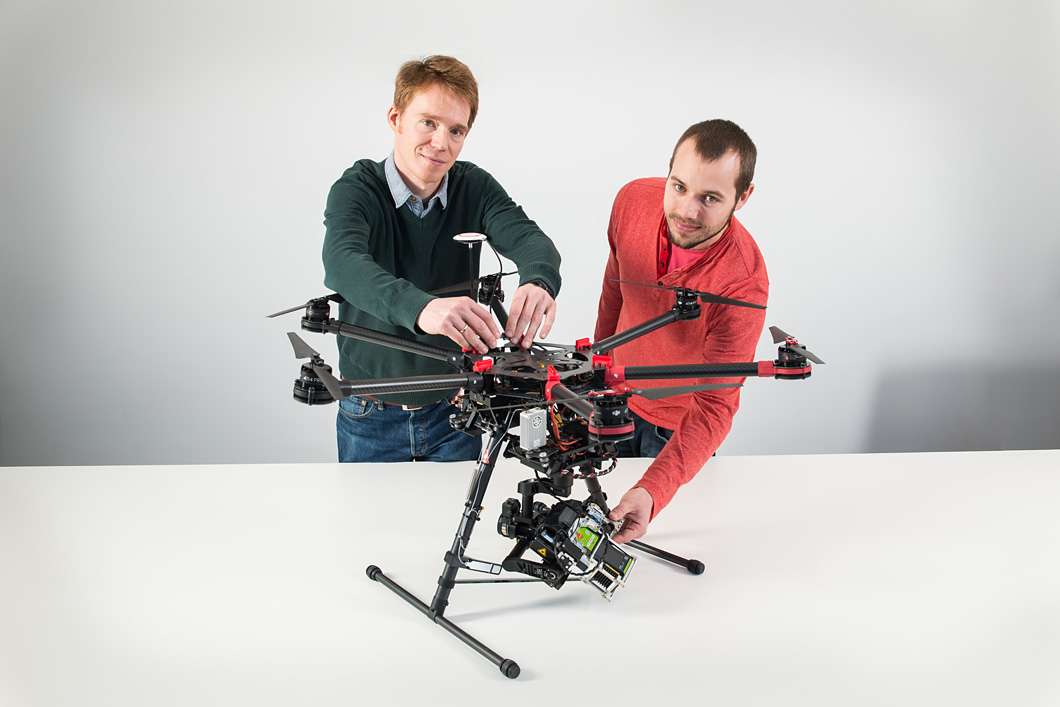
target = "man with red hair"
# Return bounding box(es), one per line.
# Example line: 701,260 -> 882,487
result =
323,56 -> 562,462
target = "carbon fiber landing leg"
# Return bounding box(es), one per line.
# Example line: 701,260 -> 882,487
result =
366,419 -> 521,678
583,476 -> 705,574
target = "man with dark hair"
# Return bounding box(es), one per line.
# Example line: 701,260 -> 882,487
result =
594,119 -> 768,542
323,55 -> 562,463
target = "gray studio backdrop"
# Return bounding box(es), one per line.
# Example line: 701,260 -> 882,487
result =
2,0 -> 1058,467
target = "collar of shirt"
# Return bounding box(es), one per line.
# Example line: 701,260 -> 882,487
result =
657,214 -> 733,278
384,151 -> 448,218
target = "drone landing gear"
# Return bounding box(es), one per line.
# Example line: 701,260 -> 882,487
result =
581,475 -> 707,576
627,538 -> 705,574
366,418 -> 523,678
365,565 -> 521,679
365,419 -> 703,679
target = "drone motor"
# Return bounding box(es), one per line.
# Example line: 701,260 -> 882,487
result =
293,361 -> 336,405
301,299 -> 332,334
588,393 -> 634,442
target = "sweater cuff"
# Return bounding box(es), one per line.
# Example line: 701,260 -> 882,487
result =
527,280 -> 554,298
395,289 -> 437,334
517,263 -> 561,298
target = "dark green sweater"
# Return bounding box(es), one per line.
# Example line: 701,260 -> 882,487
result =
322,158 -> 562,406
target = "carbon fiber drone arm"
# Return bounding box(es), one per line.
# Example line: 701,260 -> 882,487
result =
285,295 -> 463,365
317,319 -> 461,364
592,284 -> 766,356
547,383 -> 596,421
312,366 -> 485,401
590,309 -> 685,355
605,359 -> 811,384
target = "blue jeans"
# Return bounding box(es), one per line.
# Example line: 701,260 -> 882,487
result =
613,411 -> 674,458
336,395 -> 482,462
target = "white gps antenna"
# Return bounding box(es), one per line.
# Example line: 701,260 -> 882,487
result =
454,232 -> 488,299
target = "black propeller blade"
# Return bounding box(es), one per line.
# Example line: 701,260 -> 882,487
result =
558,382 -> 743,405
478,381 -> 743,413
611,279 -> 766,310
428,271 -> 516,296
769,326 -> 825,365
429,281 -> 476,296
311,365 -> 347,401
267,293 -> 345,319
287,332 -> 321,360
625,382 -> 742,401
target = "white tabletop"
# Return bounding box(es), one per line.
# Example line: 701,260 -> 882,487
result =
2,450 -> 1059,706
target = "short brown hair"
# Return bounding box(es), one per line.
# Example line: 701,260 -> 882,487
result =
393,55 -> 480,129
669,119 -> 757,195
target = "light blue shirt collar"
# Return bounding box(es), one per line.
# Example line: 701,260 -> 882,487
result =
384,151 -> 448,218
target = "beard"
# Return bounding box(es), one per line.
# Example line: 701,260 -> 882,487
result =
666,206 -> 736,250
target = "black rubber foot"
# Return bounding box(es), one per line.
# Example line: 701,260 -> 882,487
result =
500,659 -> 520,679
688,560 -> 705,575
366,565 -> 382,580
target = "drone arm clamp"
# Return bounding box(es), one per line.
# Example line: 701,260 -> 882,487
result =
759,359 -> 813,379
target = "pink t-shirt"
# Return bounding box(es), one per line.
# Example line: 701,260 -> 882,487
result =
666,242 -> 707,274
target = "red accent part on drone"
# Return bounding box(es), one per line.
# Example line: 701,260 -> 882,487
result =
575,338 -> 592,350
588,423 -> 636,436
544,365 -> 561,401
758,360 -> 812,378
604,366 -> 627,386
472,359 -> 493,373
775,365 -> 812,378
592,355 -> 612,368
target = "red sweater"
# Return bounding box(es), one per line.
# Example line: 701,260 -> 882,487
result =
594,178 -> 769,518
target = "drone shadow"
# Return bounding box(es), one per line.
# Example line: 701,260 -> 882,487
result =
446,590 -> 588,623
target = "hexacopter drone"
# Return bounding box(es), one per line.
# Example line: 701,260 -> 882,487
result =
269,234 -> 822,678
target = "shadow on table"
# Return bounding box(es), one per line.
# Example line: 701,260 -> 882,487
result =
865,362 -> 1060,452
